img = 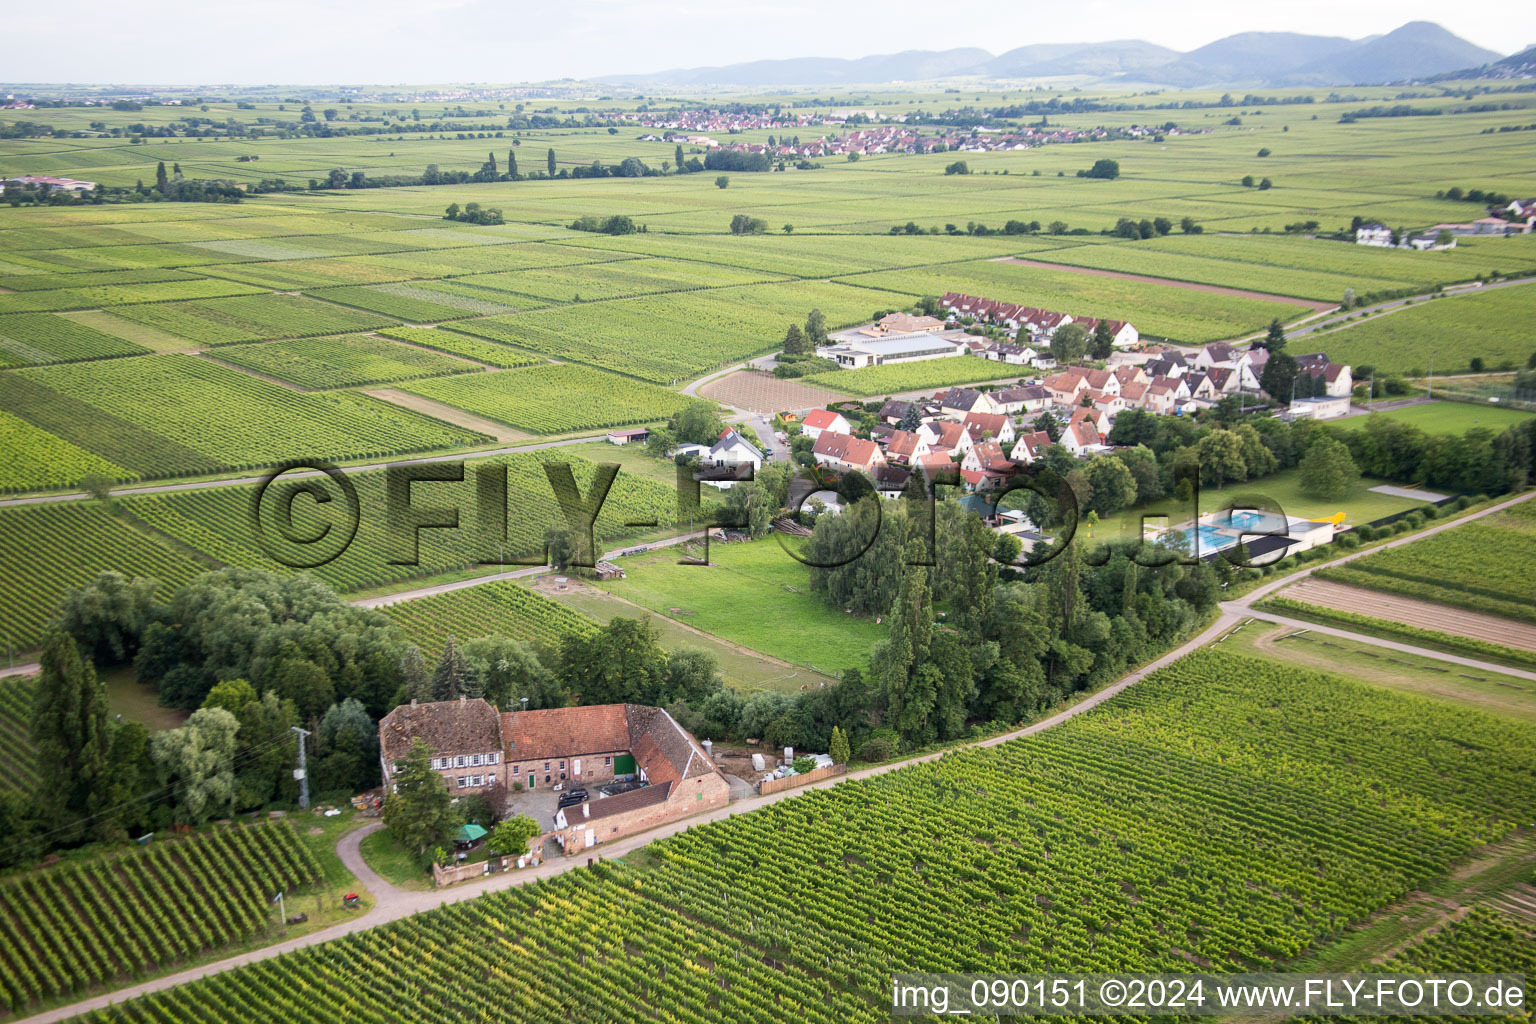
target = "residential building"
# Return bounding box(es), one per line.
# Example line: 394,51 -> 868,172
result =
884,429 -> 930,465
379,697 -> 505,794
962,411 -> 1015,446
812,431 -> 888,473
1289,395 -> 1352,420
1061,408 -> 1105,456
934,386 -> 1001,417
991,385 -> 1052,414
799,409 -> 851,440
1355,223 -> 1393,246
1009,429 -> 1055,464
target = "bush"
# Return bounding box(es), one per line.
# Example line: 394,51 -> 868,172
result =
1083,159 -> 1120,180
1354,525 -> 1376,542
1336,533 -> 1360,549
944,160 -> 969,176
857,730 -> 899,763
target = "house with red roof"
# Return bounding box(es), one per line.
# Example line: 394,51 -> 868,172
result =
800,409 -> 851,440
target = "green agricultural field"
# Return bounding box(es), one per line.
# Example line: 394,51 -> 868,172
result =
804,354 -> 1028,396
0,821 -> 322,1015
0,312 -> 147,365
0,409 -> 132,492
122,450 -> 680,597
379,580 -> 596,659
0,502 -> 207,653
106,293 -> 400,346
0,676 -> 36,796
1315,498 -> 1536,624
211,333 -> 480,389
375,326 -> 539,368
7,355 -> 486,485
595,537 -> 886,674
1303,284 -> 1536,374
401,362 -> 702,434
64,650 -> 1536,1024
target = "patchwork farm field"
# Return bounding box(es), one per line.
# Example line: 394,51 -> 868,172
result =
211,333 -> 480,389
65,650 -> 1536,1024
1303,283 -> 1536,374
804,354 -> 1028,396
400,362 -> 701,433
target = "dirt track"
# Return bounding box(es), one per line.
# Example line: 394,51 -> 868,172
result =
993,257 -> 1335,311
1281,578 -> 1536,652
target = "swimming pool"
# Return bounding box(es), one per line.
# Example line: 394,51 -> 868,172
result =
1221,509 -> 1286,532
1175,525 -> 1236,553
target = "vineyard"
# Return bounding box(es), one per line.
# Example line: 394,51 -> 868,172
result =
0,821 -> 322,1014
401,363 -> 700,434
0,313 -> 147,365
107,293 -> 398,346
313,282 -> 519,322
122,449 -> 681,595
0,502 -> 206,652
211,334 -> 480,390
68,650 -> 1536,1024
0,676 -> 36,796
11,355 -> 486,481
450,281 -> 915,383
1305,284 -> 1536,375
0,278 -> 267,315
0,409 -> 131,493
1315,500 -> 1536,624
804,355 -> 1022,396
379,580 -> 597,658
375,327 -> 538,368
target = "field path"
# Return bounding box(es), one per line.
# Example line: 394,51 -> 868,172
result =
992,256 -> 1335,311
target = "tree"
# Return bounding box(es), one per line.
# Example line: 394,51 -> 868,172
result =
382,737 -> 454,858
1152,216 -> 1172,236
1089,319 -> 1115,360
1085,456 -> 1137,516
1195,429 -> 1247,490
618,156 -> 647,177
1033,411 -> 1062,442
431,635 -> 479,701
993,532 -> 1023,565
1260,349 -> 1299,402
1257,147 -> 1271,157
721,480 -> 775,539
560,617 -> 667,705
486,151 -> 497,175
804,308 -> 829,347
1180,216 -> 1201,234
729,213 -> 767,234
463,636 -> 560,710
782,223 -> 794,234
547,148 -> 556,176
671,402 -> 725,445
397,645 -> 431,705
1084,158 -> 1120,179
1241,175 -> 1255,188
944,160 -> 969,175
1048,220 -> 1069,235
155,161 -> 168,193
897,405 -> 922,432
782,323 -> 807,356
1258,177 -> 1273,190
1260,318 -> 1287,352
507,149 -> 517,178
715,175 -> 729,189
488,815 -> 540,857
314,698 -> 379,796
828,725 -> 851,765
1298,435 -> 1359,500
57,571 -> 160,666
152,707 -> 240,826
676,144 -> 685,170
1050,323 -> 1088,364
31,629 -> 112,840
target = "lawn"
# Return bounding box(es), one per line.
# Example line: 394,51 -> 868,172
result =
593,537 -> 885,676
804,354 -> 1028,396
1336,401 -> 1534,435
359,826 -> 432,890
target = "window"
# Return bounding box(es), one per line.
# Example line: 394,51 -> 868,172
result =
454,756 -> 466,768
559,761 -> 565,770
469,754 -> 481,767
457,777 -> 468,789
543,762 -> 550,771
604,756 -> 611,766
544,775 -> 550,784
486,753 -> 499,765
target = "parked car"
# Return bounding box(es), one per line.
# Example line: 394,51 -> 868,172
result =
556,788 -> 589,810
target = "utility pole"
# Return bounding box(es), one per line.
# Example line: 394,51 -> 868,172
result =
1427,353 -> 1434,399
1369,371 -> 1375,411
291,726 -> 311,811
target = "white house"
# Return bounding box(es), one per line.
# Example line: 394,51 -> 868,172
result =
707,429 -> 763,472
799,409 -> 851,440
1355,223 -> 1393,246
1289,395 -> 1351,420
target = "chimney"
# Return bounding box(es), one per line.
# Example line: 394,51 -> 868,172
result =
410,699 -> 417,707
459,695 -> 466,704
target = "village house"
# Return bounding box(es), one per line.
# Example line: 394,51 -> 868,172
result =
1296,353 -> 1353,397
378,697 -> 505,794
799,409 -> 851,440
961,411 -> 1015,445
1074,316 -> 1140,349
1061,408 -> 1107,456
960,439 -> 1015,491
812,431 -> 888,473
915,449 -> 960,481
884,428 -> 931,465
934,386 -> 1002,418
1194,342 -> 1240,371
707,429 -> 763,471
1355,222 -> 1394,246
1143,352 -> 1190,379
918,418 -> 974,458
991,384 -> 1052,414
1009,429 -> 1055,464
3,174 -> 96,195
1236,347 -> 1269,390
982,341 -> 1042,366
877,399 -> 914,425
1042,369 -> 1089,406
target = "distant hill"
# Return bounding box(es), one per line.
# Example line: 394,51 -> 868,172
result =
980,40 -> 1180,78
595,23 -> 1503,90
1283,22 -> 1502,84
1126,32 -> 1355,87
1428,42 -> 1536,81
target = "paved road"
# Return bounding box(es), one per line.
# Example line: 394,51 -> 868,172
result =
24,490 -> 1534,1023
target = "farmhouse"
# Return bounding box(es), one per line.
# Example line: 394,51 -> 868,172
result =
1355,223 -> 1393,246
379,699 -> 731,854
3,174 -> 96,194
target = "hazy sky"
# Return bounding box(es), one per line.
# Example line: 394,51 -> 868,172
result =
2,0 -> 1524,84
